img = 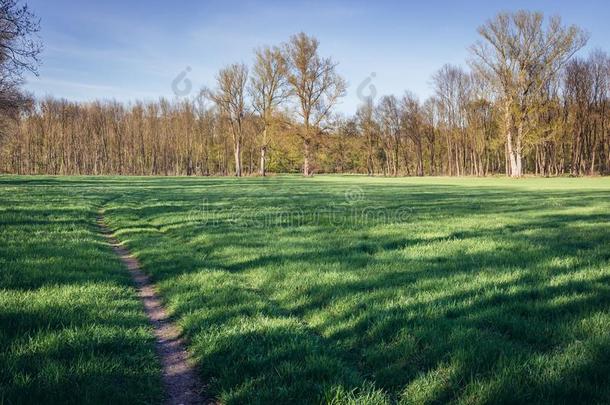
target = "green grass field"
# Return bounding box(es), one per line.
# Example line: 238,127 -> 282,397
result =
2,175 -> 610,404
0,177 -> 162,404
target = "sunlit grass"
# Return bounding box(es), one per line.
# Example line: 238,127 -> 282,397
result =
102,175 -> 610,404
0,178 -> 162,404
2,175 -> 610,404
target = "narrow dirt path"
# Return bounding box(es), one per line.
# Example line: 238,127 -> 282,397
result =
97,214 -> 208,405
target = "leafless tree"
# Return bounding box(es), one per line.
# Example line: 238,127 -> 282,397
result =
356,97 -> 379,175
432,65 -> 471,176
401,92 -> 424,176
249,45 -> 290,176
376,95 -> 402,176
204,63 -> 249,176
284,32 -> 346,176
0,0 -> 41,168
422,97 -> 439,175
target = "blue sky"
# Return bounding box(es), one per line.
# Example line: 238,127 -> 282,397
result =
24,0 -> 610,114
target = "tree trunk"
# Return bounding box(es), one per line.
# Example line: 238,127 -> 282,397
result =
260,145 -> 267,176
303,138 -> 311,176
367,137 -> 374,176
505,100 -> 522,177
416,140 -> 424,176
234,141 -> 242,177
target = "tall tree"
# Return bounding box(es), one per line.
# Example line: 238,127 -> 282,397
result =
356,97 -> 379,175
284,32 -> 346,176
470,10 -> 588,177
249,45 -> 290,176
432,65 -> 471,176
0,0 -> 41,92
0,0 -> 41,169
376,95 -> 401,176
204,63 -> 249,176
422,97 -> 439,175
401,92 -> 425,176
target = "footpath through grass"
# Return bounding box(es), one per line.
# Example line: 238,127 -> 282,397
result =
2,175 -> 610,404
0,177 -> 162,404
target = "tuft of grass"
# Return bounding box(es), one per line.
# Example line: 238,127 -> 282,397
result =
326,382 -> 390,405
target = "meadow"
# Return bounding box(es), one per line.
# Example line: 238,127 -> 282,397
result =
0,176 -> 162,404
2,175 -> 610,404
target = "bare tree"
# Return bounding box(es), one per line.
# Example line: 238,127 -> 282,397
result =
432,65 -> 471,176
356,97 -> 379,175
204,63 -> 249,176
376,95 -> 402,176
249,45 -> 290,176
470,10 -> 588,177
401,92 -> 424,176
0,0 -> 41,169
0,0 -> 41,99
422,97 -> 439,175
284,32 -> 346,176
563,50 -> 610,175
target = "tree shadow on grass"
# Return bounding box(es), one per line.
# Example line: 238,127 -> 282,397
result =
0,185 -> 163,405
103,179 -> 610,403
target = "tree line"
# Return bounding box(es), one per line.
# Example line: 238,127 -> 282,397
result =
2,9 -> 610,177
